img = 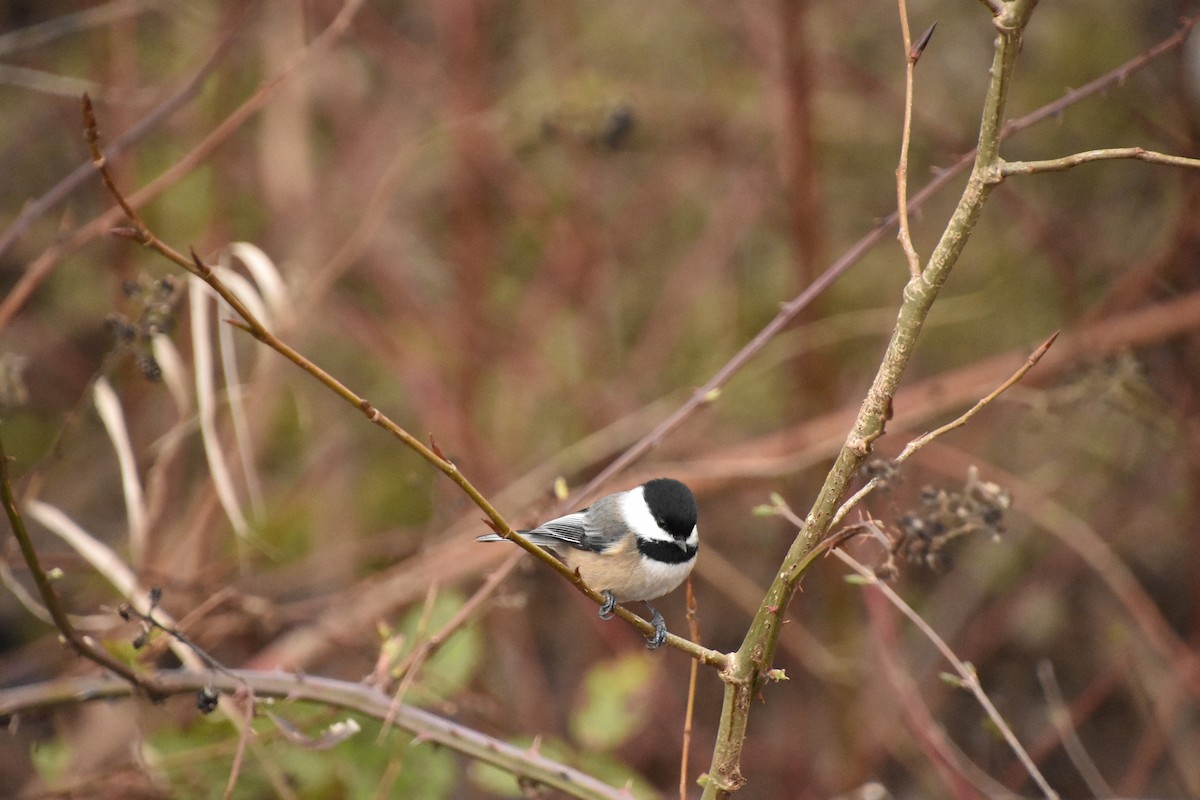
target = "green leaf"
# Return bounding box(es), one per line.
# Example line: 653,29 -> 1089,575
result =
29,739 -> 69,785
569,652 -> 656,751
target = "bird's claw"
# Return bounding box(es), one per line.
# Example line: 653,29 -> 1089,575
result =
598,594 -> 668,649
644,603 -> 667,650
598,590 -> 617,620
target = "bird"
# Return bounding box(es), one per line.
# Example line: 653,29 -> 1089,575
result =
477,478 -> 698,648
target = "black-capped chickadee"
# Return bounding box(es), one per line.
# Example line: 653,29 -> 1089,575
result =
477,478 -> 699,649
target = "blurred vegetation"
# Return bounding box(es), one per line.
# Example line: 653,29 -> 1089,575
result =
1,0 -> 1199,798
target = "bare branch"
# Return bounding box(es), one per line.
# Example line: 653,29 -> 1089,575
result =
0,669 -> 630,800
702,3 -> 1041,794
1037,660 -> 1115,798
835,546 -> 1060,800
0,435 -> 165,699
1002,147 -> 1200,175
830,331 -> 1057,529
895,0 -> 925,278
82,97 -> 726,669
574,12 -> 1200,510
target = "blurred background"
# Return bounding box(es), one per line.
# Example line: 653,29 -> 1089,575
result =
1,0 -> 1199,797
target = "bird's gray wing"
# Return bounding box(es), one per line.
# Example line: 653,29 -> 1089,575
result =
573,494 -> 627,552
521,510 -> 597,551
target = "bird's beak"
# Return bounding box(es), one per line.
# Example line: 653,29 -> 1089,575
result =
676,538 -> 690,551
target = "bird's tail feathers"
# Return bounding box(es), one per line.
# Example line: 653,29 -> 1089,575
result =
476,530 -> 562,548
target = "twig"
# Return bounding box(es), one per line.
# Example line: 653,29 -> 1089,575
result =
83,96 -> 726,669
999,13 -> 1199,142
0,434 -> 165,699
895,0 -> 929,278
39,581 -> 298,800
680,577 -> 701,800
1036,660 -> 1114,798
118,592 -> 242,679
0,0 -> 355,332
834,545 -> 1060,800
830,330 -> 1056,530
0,670 -> 633,800
0,2 -> 249,262
921,443 -> 1200,698
905,331 -> 1055,458
0,0 -> 159,57
379,583 -> 440,739
700,3 -> 1041,796
573,12 -> 1200,509
223,686 -> 257,800
1001,147 -> 1200,175
863,587 -> 1011,798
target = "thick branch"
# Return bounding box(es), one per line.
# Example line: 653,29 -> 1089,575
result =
0,669 -> 626,800
701,3 -> 1039,797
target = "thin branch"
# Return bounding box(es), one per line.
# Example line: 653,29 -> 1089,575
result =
830,330 -> 1057,529
0,0 -> 346,331
1002,147 -> 1200,175
834,545 -> 1060,800
895,0 -> 925,278
863,589 -> 1021,798
903,330 -> 1056,458
1037,660 -> 1114,798
574,11 -> 1200,510
0,0 -> 159,56
922,443 -> 1200,699
83,96 -> 726,669
701,3 -> 1040,795
223,688 -> 257,800
1000,13 -> 1199,141
0,2 -> 250,263
0,670 -> 632,800
0,434 -> 165,699
680,577 -> 701,800
379,583 -> 440,738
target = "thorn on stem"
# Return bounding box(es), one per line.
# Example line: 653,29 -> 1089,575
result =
910,22 -> 937,63
429,434 -> 447,462
189,246 -> 213,276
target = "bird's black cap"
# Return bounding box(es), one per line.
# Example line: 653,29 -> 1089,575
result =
643,478 -> 698,539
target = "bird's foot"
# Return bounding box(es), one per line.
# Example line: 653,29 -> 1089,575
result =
598,590 -> 617,620
643,602 -> 667,650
